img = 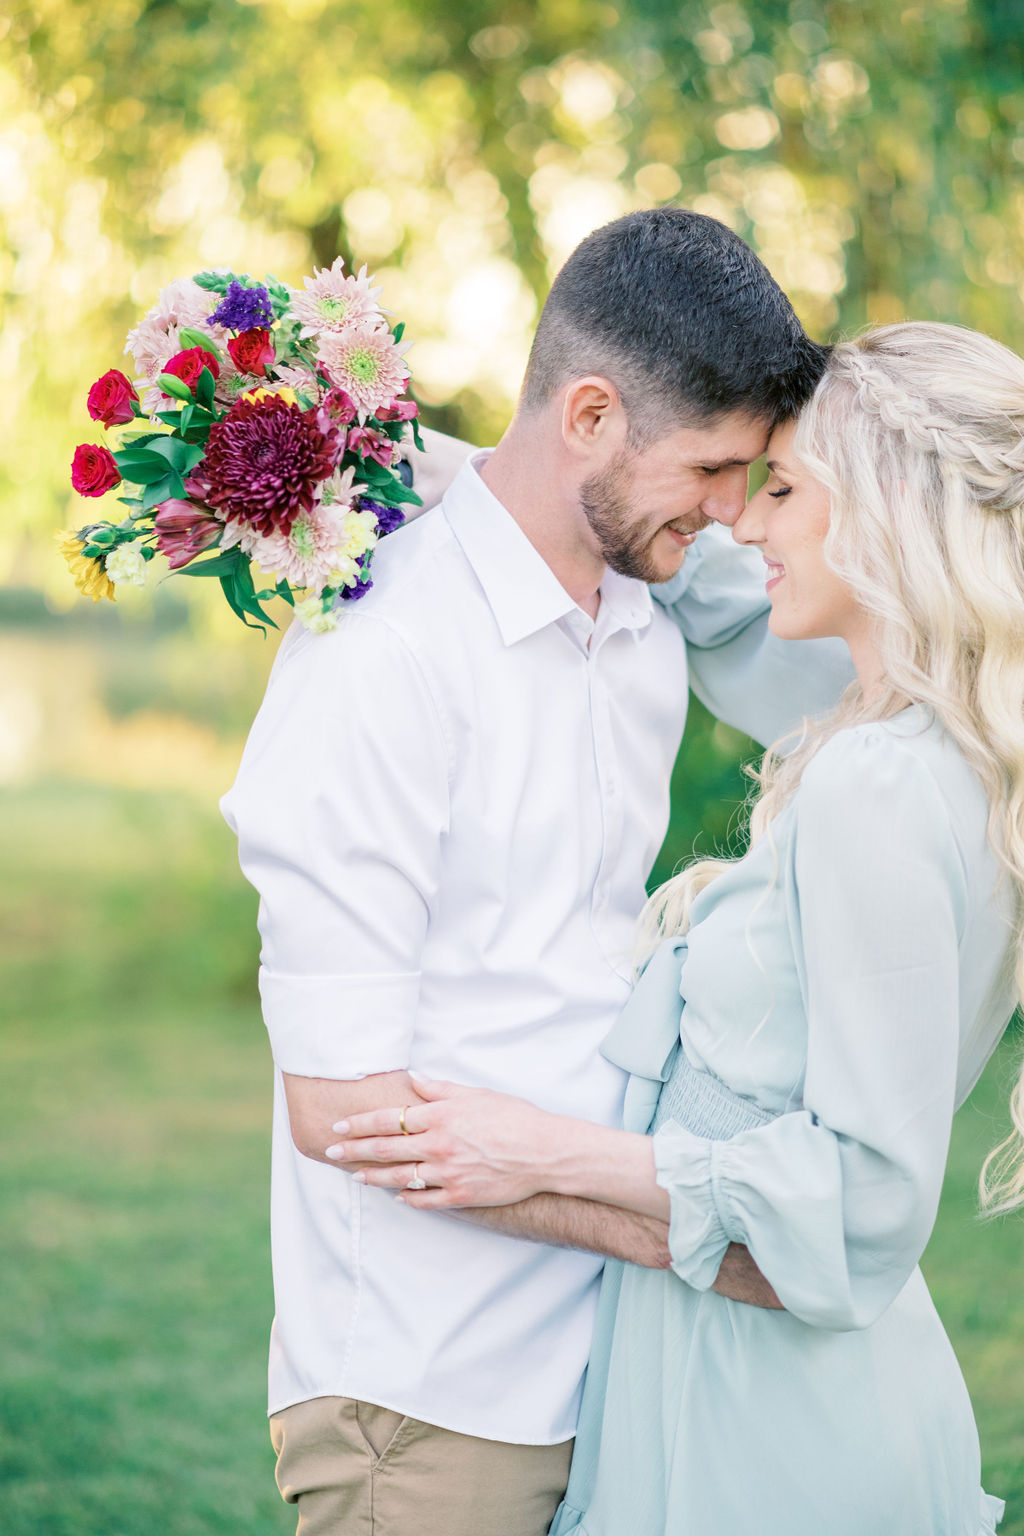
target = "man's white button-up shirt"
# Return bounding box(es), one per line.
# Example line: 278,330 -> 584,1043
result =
222,453 -> 691,1443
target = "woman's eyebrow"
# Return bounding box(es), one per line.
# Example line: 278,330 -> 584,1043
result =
765,458 -> 793,473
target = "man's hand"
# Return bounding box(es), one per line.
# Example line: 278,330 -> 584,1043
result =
712,1243 -> 783,1309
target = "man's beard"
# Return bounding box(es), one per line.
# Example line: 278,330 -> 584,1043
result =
579,452 -> 672,584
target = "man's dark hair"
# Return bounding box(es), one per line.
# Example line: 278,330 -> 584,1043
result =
521,206 -> 829,441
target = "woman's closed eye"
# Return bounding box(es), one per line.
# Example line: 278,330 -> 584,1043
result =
767,485 -> 792,499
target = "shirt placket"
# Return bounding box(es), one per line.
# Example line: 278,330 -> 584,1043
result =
587,627 -> 627,965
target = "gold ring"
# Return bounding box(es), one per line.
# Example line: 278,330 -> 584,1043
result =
399,1106 -> 411,1135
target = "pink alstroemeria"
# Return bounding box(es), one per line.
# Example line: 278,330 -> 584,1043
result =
322,387 -> 360,426
154,500 -> 223,569
376,399 -> 419,423
346,425 -> 395,468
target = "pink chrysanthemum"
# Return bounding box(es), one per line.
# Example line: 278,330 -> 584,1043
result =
289,259 -> 383,338
125,278 -> 230,416
221,468 -> 374,592
316,322 -> 411,419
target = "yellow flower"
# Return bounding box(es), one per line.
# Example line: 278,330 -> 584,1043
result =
55,530 -> 116,603
242,385 -> 298,407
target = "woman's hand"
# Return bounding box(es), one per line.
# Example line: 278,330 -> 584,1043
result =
325,1077 -> 559,1210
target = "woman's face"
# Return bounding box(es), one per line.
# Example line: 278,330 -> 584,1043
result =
733,418 -> 866,646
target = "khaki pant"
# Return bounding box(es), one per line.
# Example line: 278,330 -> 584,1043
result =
270,1395 -> 574,1536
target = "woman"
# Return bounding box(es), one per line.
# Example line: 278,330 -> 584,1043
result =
329,323 -> 1024,1534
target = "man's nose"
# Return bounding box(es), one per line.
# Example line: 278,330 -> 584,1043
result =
699,467 -> 749,527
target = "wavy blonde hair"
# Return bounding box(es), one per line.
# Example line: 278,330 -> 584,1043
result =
639,321 -> 1024,1212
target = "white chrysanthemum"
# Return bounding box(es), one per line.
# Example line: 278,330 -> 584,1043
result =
316,322 -> 411,419
294,595 -> 340,633
288,260 -> 383,338
105,544 -> 149,588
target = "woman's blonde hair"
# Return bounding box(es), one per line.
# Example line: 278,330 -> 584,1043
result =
639,321 -> 1024,1212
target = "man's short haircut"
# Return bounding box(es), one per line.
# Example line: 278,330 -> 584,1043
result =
522,206 -> 829,440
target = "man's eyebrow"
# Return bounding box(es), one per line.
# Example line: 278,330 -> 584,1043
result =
696,456 -> 756,470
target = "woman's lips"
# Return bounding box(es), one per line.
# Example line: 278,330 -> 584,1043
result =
764,558 -> 785,591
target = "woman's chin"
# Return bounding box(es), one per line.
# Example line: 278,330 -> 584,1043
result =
767,605 -> 809,642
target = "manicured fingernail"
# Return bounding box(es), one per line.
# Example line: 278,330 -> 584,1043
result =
408,1070 -> 425,1082
332,1120 -> 350,1133
395,1195 -> 406,1204
325,1145 -> 343,1159
353,1171 -> 366,1183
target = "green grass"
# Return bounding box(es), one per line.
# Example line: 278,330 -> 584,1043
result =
2,775 -> 1023,1534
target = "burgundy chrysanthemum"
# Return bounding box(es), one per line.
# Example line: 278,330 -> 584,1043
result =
199,394 -> 342,535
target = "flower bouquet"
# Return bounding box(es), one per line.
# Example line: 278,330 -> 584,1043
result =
59,261 -> 423,632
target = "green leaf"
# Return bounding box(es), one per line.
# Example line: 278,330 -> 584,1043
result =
192,270 -> 233,295
139,436 -> 206,474
219,567 -> 277,632
175,548 -> 245,579
195,366 -> 216,411
114,451 -> 174,485
157,372 -> 193,403
393,321 -> 405,344
178,326 -> 218,353
411,417 -> 425,453
156,410 -> 184,427
140,475 -> 176,513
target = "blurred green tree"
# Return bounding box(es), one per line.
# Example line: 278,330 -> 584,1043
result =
2,0 -> 1022,582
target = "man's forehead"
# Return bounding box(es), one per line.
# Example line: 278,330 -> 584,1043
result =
668,410 -> 772,466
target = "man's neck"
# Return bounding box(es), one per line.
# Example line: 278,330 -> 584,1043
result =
479,429 -> 605,618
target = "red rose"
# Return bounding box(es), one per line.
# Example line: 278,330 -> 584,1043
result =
71,444 -> 122,497
162,346 -> 222,393
227,327 -> 275,377
87,369 -> 139,427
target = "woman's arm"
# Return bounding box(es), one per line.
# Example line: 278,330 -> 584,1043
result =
328,1078 -> 668,1217
647,729 -> 971,1331
331,1089 -> 781,1304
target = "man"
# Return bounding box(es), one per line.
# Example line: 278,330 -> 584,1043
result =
222,208 -> 851,1536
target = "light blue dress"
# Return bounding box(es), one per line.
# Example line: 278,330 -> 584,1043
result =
551,708 -> 1013,1536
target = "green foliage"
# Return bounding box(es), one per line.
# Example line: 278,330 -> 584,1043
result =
3,0 -> 1023,576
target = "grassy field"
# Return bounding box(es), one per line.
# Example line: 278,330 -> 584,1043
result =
2,735 -> 1023,1531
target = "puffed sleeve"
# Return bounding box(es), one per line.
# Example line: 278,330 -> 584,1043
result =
220,613 -> 452,1080
652,524 -> 853,746
651,726 -> 969,1330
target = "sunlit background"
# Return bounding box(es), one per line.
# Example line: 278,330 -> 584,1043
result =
2,3 -> 1023,1532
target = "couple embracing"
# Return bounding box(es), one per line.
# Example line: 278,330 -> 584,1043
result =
223,207 -> 1022,1535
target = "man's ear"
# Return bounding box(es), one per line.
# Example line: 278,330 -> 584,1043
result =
561,376 -> 628,461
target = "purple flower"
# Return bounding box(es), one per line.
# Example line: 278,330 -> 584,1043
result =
359,498 -> 406,537
340,572 -> 374,601
207,280 -> 274,332
198,394 -> 342,536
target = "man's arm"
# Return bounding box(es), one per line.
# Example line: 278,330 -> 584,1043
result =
453,1198 -> 782,1307
221,616 -> 451,1129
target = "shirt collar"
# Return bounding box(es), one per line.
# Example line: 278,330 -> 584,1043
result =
442,451 -> 653,647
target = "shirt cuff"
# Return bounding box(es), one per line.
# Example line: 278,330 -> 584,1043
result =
259,967 -> 421,1078
653,1120 -> 732,1289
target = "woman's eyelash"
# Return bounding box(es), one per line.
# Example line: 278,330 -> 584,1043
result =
767,487 -> 792,499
